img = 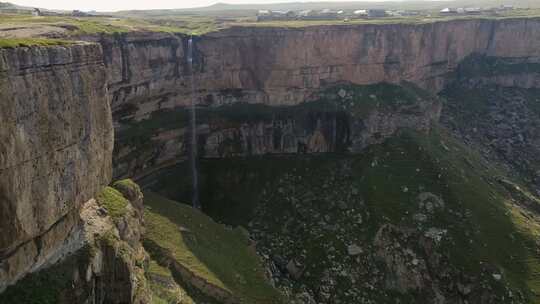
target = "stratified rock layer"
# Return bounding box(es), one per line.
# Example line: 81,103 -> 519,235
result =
97,18 -> 540,178
0,43 -> 113,291
104,18 -> 540,115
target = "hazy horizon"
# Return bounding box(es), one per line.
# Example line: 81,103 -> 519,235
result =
8,0 -> 444,12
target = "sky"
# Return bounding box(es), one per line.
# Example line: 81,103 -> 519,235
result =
9,0 -> 394,12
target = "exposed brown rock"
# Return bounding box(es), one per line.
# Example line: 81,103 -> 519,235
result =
0,43 -> 113,292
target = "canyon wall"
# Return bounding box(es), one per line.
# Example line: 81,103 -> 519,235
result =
96,18 -> 540,178
0,44 -> 113,292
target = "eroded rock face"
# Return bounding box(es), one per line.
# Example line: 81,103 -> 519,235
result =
99,19 -> 540,118
113,82 -> 442,178
0,43 -> 113,292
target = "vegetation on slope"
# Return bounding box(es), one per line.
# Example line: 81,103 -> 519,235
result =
113,178 -> 140,193
143,192 -> 283,304
147,260 -> 196,304
0,14 -> 219,37
148,127 -> 540,303
0,38 -> 72,48
96,186 -> 129,219
1,8 -> 540,43
240,11 -> 540,29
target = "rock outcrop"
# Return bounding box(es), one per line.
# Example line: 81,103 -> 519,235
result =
0,44 -> 113,292
0,182 -> 151,304
113,82 -> 442,177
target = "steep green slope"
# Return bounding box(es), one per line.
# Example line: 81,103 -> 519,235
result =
146,259 -> 197,304
441,82 -> 540,189
143,192 -> 283,304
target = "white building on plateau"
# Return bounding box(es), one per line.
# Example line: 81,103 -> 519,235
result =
464,7 -> 481,14
353,9 -> 368,16
440,7 -> 458,14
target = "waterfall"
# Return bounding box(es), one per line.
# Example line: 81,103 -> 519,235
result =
187,36 -> 200,209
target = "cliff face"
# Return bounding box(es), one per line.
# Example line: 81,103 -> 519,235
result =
103,18 -> 540,178
0,44 -> 114,291
113,82 -> 441,178
106,18 -> 540,113
196,18 -> 540,105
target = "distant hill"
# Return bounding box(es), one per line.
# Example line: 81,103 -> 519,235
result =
193,0 -> 540,11
112,0 -> 539,18
184,0 -> 539,11
0,2 -> 71,14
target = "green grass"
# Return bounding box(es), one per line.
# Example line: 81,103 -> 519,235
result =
149,259 -> 173,277
235,11 -> 540,29
0,14 -> 218,36
0,15 -> 132,34
147,260 -> 196,304
96,186 -> 129,219
126,16 -> 220,35
0,38 -> 73,48
382,129 -> 540,300
143,192 -> 282,304
411,129 -> 533,288
254,128 -> 532,299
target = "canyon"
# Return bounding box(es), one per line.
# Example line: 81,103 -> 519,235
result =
1,15 -> 540,304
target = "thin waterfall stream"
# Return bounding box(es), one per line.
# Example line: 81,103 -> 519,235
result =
187,36 -> 200,209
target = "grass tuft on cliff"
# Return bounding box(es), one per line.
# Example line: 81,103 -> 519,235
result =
113,178 -> 140,192
112,178 -> 143,201
96,186 -> 129,219
143,192 -> 283,304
